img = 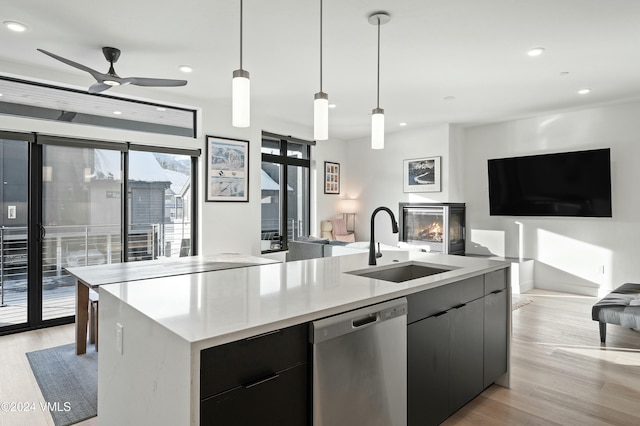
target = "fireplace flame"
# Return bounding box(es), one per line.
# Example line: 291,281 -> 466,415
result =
417,221 -> 443,242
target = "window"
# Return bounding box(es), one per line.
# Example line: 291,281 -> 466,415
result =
261,132 -> 313,253
127,145 -> 198,261
0,76 -> 197,138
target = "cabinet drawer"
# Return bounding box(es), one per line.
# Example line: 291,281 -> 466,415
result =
200,363 -> 309,426
484,269 -> 507,295
407,275 -> 483,324
200,323 -> 308,400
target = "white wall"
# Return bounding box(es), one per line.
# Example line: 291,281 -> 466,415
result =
312,137 -> 350,237
0,82 -> 348,257
345,123 -> 460,245
463,101 -> 640,296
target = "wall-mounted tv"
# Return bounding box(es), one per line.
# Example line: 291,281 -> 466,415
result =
487,148 -> 612,217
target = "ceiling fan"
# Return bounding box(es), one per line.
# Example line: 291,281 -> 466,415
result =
37,47 -> 188,94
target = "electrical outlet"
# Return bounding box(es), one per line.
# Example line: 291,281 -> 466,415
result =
116,323 -> 124,355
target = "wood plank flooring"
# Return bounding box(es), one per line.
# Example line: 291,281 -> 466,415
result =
0,289 -> 638,425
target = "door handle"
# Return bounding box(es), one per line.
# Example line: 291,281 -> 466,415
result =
37,223 -> 46,242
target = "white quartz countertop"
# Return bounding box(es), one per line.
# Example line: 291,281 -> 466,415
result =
100,251 -> 508,348
66,253 -> 278,287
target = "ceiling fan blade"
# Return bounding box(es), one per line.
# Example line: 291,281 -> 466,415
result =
121,77 -> 188,87
37,48 -> 106,81
88,82 -> 112,94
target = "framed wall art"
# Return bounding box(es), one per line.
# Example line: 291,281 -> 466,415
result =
324,161 -> 340,194
403,156 -> 441,193
206,135 -> 249,202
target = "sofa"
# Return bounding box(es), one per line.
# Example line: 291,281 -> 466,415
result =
286,237 -> 350,261
320,219 -> 355,242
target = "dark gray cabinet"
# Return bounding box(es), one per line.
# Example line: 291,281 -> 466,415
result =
407,269 -> 508,426
408,312 -> 450,426
199,324 -> 309,425
484,269 -> 508,388
449,297 -> 484,413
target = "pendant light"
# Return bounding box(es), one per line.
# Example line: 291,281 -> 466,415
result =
232,0 -> 250,127
369,12 -> 390,149
314,0 -> 328,140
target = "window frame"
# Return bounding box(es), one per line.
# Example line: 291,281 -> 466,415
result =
261,132 -> 314,253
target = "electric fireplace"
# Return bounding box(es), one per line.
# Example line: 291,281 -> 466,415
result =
398,203 -> 465,255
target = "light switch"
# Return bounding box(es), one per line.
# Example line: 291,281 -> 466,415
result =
8,205 -> 16,219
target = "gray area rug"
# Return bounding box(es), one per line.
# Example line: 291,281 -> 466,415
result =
26,343 -> 97,426
512,299 -> 533,311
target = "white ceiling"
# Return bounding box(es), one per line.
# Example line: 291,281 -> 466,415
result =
3,0 -> 640,141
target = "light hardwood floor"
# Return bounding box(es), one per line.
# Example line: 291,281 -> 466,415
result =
0,289 -> 638,426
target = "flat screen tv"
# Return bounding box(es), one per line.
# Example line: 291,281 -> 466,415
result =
487,148 -> 612,217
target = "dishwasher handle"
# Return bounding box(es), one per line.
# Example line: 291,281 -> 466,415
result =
311,298 -> 407,344
352,314 -> 379,328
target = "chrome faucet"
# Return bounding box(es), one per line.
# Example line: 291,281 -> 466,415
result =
369,207 -> 399,265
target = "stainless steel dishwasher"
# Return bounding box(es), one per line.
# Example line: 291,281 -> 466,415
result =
311,298 -> 408,426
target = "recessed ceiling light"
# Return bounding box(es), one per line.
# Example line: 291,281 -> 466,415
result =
4,21 -> 28,32
527,47 -> 545,57
113,111 -> 122,115
578,88 -> 591,95
399,122 -> 407,127
156,107 -> 167,112
178,65 -> 193,73
444,96 -> 456,101
328,104 -> 337,109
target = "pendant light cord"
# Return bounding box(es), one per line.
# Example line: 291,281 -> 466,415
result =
320,0 -> 323,92
376,17 -> 380,108
240,0 -> 243,70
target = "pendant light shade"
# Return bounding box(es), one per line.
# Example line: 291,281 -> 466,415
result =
232,0 -> 250,128
369,12 -> 390,149
314,0 -> 329,140
371,107 -> 385,149
233,69 -> 250,127
314,91 -> 328,140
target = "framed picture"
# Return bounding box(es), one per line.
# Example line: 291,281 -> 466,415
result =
403,156 -> 441,192
206,135 -> 249,202
324,161 -> 340,194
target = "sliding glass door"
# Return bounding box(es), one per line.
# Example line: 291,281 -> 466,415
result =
0,133 -> 31,332
41,143 -> 123,321
0,133 -> 198,335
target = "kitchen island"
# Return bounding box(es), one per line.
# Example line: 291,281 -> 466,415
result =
98,250 -> 511,425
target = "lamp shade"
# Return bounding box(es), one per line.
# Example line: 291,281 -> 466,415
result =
371,107 -> 385,149
340,198 -> 358,214
314,92 -> 329,140
232,69 -> 250,127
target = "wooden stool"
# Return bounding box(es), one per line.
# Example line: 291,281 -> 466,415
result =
88,290 -> 99,351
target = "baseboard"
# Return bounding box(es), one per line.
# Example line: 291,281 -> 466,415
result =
518,279 -> 535,293
534,281 -> 599,297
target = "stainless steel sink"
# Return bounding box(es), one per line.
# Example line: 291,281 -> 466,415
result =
347,262 -> 455,283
